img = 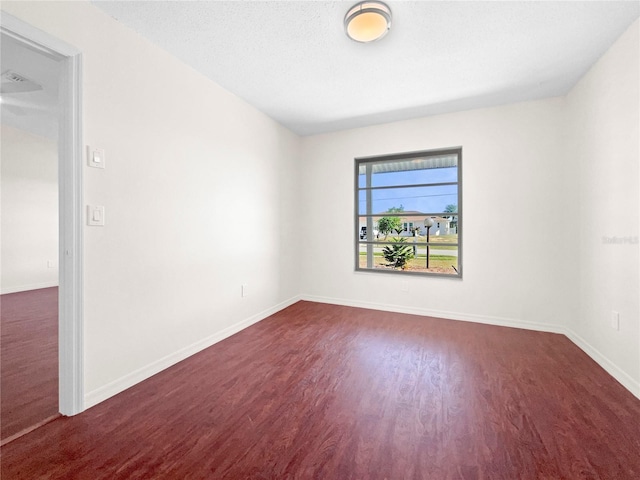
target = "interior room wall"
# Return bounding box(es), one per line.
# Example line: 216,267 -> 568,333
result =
2,1 -> 637,409
1,124 -> 59,294
1,1 -> 301,407
299,97 -> 572,331
565,19 -> 639,394
298,19 -> 640,397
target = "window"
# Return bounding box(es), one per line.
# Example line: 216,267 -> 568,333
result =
355,147 -> 462,277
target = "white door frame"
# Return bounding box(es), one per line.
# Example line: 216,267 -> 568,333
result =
1,13 -> 84,415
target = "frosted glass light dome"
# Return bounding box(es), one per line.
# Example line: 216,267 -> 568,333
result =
344,1 -> 392,43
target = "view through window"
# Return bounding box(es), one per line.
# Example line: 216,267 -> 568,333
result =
355,147 -> 462,277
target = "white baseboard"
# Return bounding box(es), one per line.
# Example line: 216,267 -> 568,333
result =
84,293 -> 640,409
301,294 -> 564,334
563,328 -> 640,400
84,295 -> 302,409
1,282 -> 59,295
301,294 -> 640,400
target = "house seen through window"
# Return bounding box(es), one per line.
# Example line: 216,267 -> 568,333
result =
355,147 -> 462,277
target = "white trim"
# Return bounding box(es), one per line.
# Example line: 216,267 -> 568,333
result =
301,294 -> 564,333
564,328 -> 640,400
1,13 -> 85,416
301,295 -> 640,400
1,282 -> 59,295
84,295 -> 302,409
58,49 -> 84,416
0,13 -> 80,57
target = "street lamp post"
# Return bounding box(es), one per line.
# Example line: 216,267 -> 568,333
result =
424,217 -> 434,269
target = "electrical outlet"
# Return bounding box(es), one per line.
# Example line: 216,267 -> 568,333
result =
611,311 -> 620,331
241,284 -> 248,297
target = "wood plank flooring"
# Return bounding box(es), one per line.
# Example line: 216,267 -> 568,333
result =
1,301 -> 639,479
1,287 -> 59,442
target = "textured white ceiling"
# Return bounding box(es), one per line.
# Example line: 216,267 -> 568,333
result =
93,1 -> 639,136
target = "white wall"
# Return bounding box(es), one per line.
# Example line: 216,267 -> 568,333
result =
2,1 -> 301,406
2,1 -> 637,408
298,19 -> 640,397
565,19 -> 639,394
1,124 -> 59,293
299,98 -> 572,331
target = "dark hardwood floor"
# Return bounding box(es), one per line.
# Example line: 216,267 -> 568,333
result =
1,301 -> 639,479
1,287 -> 59,442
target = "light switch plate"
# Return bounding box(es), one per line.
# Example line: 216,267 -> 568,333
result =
87,205 -> 105,226
87,146 -> 106,169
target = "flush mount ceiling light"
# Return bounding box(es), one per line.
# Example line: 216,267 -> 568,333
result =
344,1 -> 392,43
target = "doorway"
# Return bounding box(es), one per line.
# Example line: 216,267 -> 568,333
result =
0,13 -> 84,443
0,33 -> 62,442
